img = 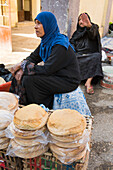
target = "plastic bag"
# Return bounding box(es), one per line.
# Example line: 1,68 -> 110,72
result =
0,64 -> 13,82
49,129 -> 89,143
14,135 -> 48,146
52,147 -> 87,164
0,137 -> 9,144
49,143 -> 86,157
49,129 -> 89,148
51,142 -> 90,164
102,50 -> 107,62
0,129 -> 6,137
0,110 -> 13,130
5,122 -> 49,145
6,139 -> 48,158
0,140 -> 10,150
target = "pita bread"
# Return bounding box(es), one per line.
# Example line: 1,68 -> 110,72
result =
12,141 -> 48,158
10,122 -> 46,139
14,104 -> 48,130
47,109 -> 86,136
51,138 -> 87,148
14,146 -> 48,158
50,131 -> 84,143
49,143 -> 86,157
0,129 -> 6,137
52,148 -> 86,164
0,77 -> 6,85
11,139 -> 45,152
0,137 -> 9,144
0,140 -> 9,149
0,110 -> 13,130
0,92 -> 18,114
14,137 -> 43,146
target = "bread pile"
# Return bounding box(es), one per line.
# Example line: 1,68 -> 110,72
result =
0,110 -> 13,149
47,109 -> 89,164
8,104 -> 49,158
0,92 -> 18,114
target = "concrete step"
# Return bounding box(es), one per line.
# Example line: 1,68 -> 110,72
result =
16,21 -> 34,27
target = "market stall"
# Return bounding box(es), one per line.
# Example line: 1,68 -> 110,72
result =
0,93 -> 93,170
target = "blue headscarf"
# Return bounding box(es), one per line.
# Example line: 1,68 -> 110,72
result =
35,11 -> 74,62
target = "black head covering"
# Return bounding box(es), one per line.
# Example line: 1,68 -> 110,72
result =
70,13 -> 101,53
72,13 -> 93,41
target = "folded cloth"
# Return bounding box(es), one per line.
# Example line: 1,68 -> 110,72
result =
53,87 -> 91,116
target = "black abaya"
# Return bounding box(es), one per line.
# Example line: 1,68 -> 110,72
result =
70,17 -> 103,82
10,45 -> 81,108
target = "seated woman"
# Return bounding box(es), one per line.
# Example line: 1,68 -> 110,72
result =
70,13 -> 103,94
10,11 -> 81,109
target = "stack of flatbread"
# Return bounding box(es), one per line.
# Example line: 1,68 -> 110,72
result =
0,110 -> 13,149
0,92 -> 18,115
7,104 -> 49,158
47,109 -> 89,164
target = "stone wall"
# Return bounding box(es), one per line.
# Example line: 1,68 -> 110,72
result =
41,0 -> 69,35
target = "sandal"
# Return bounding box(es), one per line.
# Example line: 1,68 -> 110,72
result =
86,86 -> 94,95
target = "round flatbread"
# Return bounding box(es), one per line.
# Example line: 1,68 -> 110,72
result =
10,122 -> 46,139
12,142 -> 48,158
47,109 -> 86,136
14,136 -> 45,146
50,131 -> 84,143
14,146 -> 48,158
11,139 -> 45,153
0,110 -> 13,130
52,148 -> 86,164
50,137 -> 87,148
14,104 -> 48,130
0,92 -> 18,114
0,137 -> 9,144
0,140 -> 9,149
0,129 -> 6,137
49,143 -> 86,157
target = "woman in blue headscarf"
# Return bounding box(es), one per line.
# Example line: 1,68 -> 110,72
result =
10,11 -> 81,109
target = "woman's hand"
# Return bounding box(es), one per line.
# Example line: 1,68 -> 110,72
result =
10,62 -> 22,76
80,13 -> 92,28
15,69 -> 23,84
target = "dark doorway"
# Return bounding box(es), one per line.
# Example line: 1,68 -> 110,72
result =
18,0 -> 24,22
24,0 -> 32,21
17,0 -> 32,22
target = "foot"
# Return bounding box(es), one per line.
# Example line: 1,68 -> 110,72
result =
86,85 -> 94,94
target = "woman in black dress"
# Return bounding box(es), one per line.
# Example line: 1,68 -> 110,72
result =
10,11 -> 81,109
70,13 -> 103,94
